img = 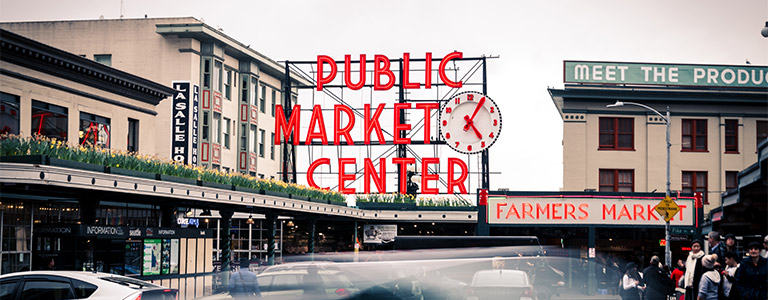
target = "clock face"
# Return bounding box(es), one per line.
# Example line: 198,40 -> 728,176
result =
439,91 -> 502,154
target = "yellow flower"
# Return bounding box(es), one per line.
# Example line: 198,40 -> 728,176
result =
116,164 -> 120,167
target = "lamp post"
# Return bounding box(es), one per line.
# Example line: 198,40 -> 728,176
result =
607,101 -> 672,267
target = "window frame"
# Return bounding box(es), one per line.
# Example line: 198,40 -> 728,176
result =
724,119 -> 738,153
127,118 -> 139,152
94,54 -> 112,67
224,69 -> 232,100
31,100 -> 68,141
259,129 -> 265,157
0,92 -> 21,135
271,89 -> 276,117
682,119 -> 708,152
598,117 -> 634,151
757,120 -> 768,149
270,132 -> 275,160
79,112 -> 111,148
214,60 -> 223,93
725,171 -> 738,191
223,117 -> 231,149
260,86 -> 266,113
598,169 -> 635,192
682,171 -> 708,204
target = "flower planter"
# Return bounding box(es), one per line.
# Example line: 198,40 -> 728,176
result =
356,202 -> 417,210
0,154 -> 49,165
330,201 -> 348,207
199,180 -> 234,190
49,157 -> 106,173
263,190 -> 290,199
415,206 -> 477,211
157,174 -> 198,185
106,166 -> 156,180
290,194 -> 309,201
233,186 -> 261,194
308,197 -> 327,204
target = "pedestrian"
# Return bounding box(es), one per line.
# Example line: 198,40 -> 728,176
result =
621,262 -> 645,300
607,258 -> 621,295
762,235 -> 768,259
642,256 -> 674,300
723,234 -> 740,260
671,259 -> 685,288
721,251 -> 740,300
682,240 -> 705,300
696,254 -> 720,300
229,258 -> 262,299
735,241 -> 768,300
707,231 -> 725,267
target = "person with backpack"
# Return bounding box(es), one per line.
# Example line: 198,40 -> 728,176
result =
696,254 -> 720,300
229,258 -> 262,299
643,256 -> 674,300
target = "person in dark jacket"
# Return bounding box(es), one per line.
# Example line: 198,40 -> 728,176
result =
643,256 -> 674,300
735,241 -> 768,300
621,262 -> 645,300
707,231 -> 726,267
724,233 -> 740,260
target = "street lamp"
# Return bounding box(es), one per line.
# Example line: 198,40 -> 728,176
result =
762,21 -> 768,38
607,100 -> 672,267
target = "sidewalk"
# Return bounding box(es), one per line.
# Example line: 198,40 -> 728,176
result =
552,290 -> 621,300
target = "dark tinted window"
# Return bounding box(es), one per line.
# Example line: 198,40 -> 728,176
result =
0,279 -> 19,300
72,278 -> 98,298
21,280 -> 74,300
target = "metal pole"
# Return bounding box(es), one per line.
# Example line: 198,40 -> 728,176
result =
665,106 -> 671,267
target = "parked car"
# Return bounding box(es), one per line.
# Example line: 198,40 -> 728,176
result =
0,271 -> 178,300
257,265 -> 358,299
466,269 -> 535,300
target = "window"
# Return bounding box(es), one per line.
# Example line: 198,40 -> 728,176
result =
202,111 -> 209,141
212,113 -> 221,144
71,279 -> 97,298
79,112 -> 111,148
682,171 -> 708,204
724,119 -> 738,153
127,118 -> 139,152
21,279 -> 75,300
682,119 -> 707,151
224,70 -> 232,100
757,120 -> 768,147
240,124 -> 247,151
223,117 -> 230,149
725,171 -> 738,191
250,125 -> 257,153
271,90 -> 276,117
258,173 -> 265,179
599,117 -> 633,150
259,129 -> 265,157
94,54 -> 111,66
251,78 -> 258,107
203,60 -> 211,88
214,61 -> 223,92
270,132 -> 275,160
0,92 -> 20,135
260,86 -> 266,113
241,76 -> 248,103
599,169 -> 634,192
31,100 -> 68,140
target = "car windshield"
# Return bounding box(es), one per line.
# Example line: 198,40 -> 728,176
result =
99,276 -> 161,289
471,271 -> 527,286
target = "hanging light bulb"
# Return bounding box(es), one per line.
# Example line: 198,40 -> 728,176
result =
246,214 -> 254,225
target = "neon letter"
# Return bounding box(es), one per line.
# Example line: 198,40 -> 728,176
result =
317,55 -> 336,91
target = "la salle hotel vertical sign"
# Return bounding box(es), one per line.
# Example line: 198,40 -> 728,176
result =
172,81 -> 199,165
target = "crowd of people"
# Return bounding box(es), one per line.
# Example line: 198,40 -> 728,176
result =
618,233 -> 768,300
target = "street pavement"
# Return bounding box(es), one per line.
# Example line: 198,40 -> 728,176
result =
552,291 -> 621,300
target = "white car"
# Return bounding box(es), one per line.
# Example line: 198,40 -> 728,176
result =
0,271 -> 178,300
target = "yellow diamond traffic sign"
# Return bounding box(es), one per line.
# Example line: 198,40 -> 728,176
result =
655,196 -> 680,222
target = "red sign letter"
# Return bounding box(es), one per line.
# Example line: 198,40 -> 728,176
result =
363,158 -> 386,194
424,52 -> 432,89
317,55 -> 336,91
364,103 -> 386,145
392,157 -> 416,194
374,55 -> 395,90
307,158 -> 330,189
338,158 -> 357,194
420,157 -> 440,194
334,105 -> 355,145
447,158 -> 468,194
402,52 -> 420,89
439,52 -> 463,88
305,105 -> 328,145
275,104 -> 300,145
344,54 -> 366,90
393,103 -> 412,144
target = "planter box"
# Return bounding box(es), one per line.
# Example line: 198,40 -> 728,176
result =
0,154 -> 49,165
290,194 -> 309,201
107,167 -> 156,180
330,201 -> 348,207
199,180 -> 233,190
308,197 -> 327,204
233,186 -> 261,194
157,174 -> 198,185
356,202 -> 417,210
263,190 -> 290,199
49,158 -> 106,173
415,206 -> 477,211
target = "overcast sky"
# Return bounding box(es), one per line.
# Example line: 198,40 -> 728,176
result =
1,0 -> 767,192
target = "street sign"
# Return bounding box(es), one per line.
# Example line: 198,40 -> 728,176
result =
671,228 -> 695,235
655,196 -> 680,222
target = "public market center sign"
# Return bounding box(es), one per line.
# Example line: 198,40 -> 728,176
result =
564,61 -> 768,88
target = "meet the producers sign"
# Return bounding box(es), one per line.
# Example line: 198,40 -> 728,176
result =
564,61 -> 768,88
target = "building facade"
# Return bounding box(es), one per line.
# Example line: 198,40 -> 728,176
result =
549,61 -> 768,217
0,17 -> 311,179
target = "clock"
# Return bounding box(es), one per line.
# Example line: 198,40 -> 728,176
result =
439,91 -> 502,154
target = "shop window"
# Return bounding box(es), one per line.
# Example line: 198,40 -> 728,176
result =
724,119 -> 738,153
224,70 -> 232,100
127,118 -> 139,152
682,171 -> 708,204
94,54 -> 111,66
260,86 -> 266,113
682,119 -> 707,151
0,92 -> 20,135
725,171 -> 738,191
214,61 -> 223,92
223,117 -> 231,149
259,129 -> 265,157
757,120 -> 767,147
270,132 -> 275,160
31,100 -> 68,141
599,169 -> 634,192
599,117 -> 633,150
213,112 -> 221,144
79,112 -> 111,148
271,90 -> 276,117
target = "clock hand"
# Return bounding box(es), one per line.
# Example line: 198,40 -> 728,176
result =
468,96 -> 486,122
463,115 -> 482,139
